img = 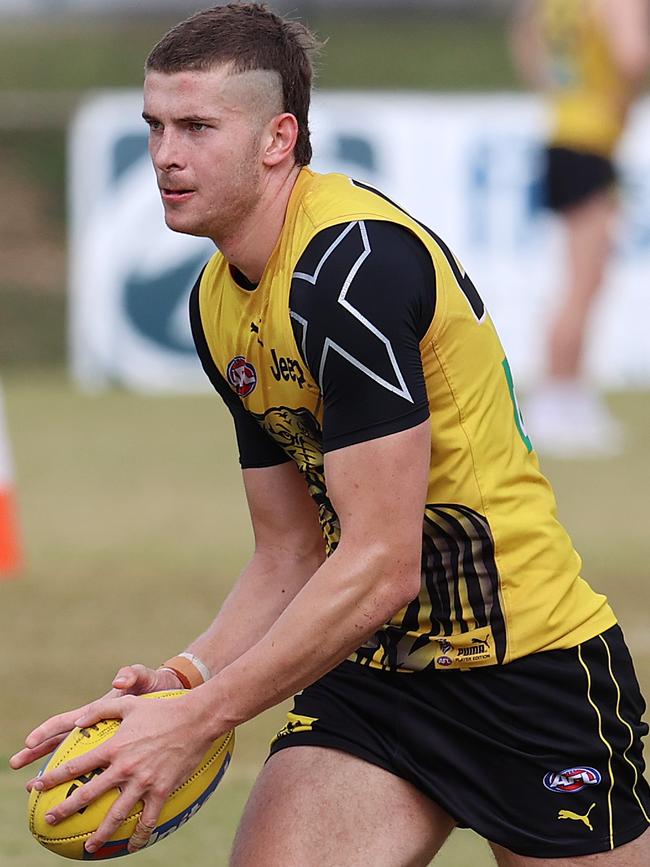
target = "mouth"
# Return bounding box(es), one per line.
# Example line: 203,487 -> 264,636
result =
160,188 -> 195,203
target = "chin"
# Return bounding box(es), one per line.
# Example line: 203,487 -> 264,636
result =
164,214 -> 209,238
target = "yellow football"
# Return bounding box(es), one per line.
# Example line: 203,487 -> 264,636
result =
27,690 -> 234,860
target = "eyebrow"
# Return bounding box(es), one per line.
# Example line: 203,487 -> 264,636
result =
141,112 -> 217,124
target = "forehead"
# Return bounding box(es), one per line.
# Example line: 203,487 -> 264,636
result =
143,67 -> 282,118
144,67 -> 233,113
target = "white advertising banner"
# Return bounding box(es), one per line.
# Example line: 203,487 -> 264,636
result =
69,91 -> 650,391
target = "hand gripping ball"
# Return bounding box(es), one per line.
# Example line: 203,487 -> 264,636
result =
27,690 -> 234,860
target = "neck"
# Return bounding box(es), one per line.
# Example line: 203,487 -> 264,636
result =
215,163 -> 302,283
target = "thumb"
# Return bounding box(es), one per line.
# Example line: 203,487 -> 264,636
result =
112,666 -> 137,689
112,664 -> 155,692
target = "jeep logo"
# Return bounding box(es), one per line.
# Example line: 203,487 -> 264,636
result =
270,348 -> 305,388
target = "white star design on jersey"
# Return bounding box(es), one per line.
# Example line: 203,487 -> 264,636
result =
291,221 -> 413,403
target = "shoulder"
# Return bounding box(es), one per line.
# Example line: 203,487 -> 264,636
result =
298,171 -> 414,235
289,220 -> 436,384
291,219 -> 436,314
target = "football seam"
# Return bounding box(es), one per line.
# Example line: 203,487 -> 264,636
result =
29,729 -> 234,844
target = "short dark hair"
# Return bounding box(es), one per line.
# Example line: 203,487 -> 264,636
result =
145,3 -> 318,166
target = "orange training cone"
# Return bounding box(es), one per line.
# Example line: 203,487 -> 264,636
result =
0,383 -> 22,576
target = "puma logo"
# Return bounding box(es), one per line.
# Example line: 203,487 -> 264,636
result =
558,803 -> 596,831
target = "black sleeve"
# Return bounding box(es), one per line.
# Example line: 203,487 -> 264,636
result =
189,274 -> 291,469
289,220 -> 434,452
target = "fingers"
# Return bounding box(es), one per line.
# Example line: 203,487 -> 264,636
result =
41,760 -> 111,825
83,785 -> 143,854
127,817 -> 156,853
32,747 -> 109,796
10,733 -> 68,773
85,790 -> 164,856
13,665 -> 175,772
126,804 -> 161,854
11,665 -> 166,775
23,706 -> 89,753
35,745 -> 167,856
11,694 -> 133,773
73,695 -> 134,730
9,705 -> 92,771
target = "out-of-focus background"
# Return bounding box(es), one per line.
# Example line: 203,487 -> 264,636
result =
0,1 -> 648,865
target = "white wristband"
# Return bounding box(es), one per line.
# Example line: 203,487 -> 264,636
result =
179,651 -> 211,683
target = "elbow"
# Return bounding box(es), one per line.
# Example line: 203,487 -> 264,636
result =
303,538 -> 327,573
361,542 -> 422,618
254,534 -> 325,577
387,570 -> 422,613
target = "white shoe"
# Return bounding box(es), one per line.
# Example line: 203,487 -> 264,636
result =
523,382 -> 625,458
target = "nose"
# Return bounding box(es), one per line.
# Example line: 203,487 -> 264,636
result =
150,128 -> 185,172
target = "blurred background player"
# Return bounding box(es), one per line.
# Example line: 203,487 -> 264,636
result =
510,0 -> 650,456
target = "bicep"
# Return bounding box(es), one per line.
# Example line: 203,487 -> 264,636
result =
243,462 -> 325,560
324,419 -> 430,557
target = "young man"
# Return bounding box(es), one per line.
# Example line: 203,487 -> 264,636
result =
511,0 -> 650,456
11,5 -> 650,865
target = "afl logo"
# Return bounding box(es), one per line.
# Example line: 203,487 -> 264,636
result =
543,767 -> 602,793
227,356 -> 257,397
436,656 -> 453,668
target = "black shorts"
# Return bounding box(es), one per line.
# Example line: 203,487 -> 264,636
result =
270,625 -> 650,858
542,146 -> 617,212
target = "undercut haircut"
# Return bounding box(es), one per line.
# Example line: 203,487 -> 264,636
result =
145,3 -> 319,166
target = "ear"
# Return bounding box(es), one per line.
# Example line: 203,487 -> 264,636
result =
262,113 -> 299,167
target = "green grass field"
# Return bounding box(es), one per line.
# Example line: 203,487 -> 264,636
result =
1,371 -> 648,865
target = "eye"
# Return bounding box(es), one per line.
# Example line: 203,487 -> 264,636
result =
145,119 -> 163,132
188,122 -> 208,132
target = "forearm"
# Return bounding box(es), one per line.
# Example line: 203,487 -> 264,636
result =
192,540 -> 418,735
183,542 -> 325,677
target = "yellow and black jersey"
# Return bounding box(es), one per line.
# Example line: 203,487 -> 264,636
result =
190,168 -> 616,672
541,0 -> 629,156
